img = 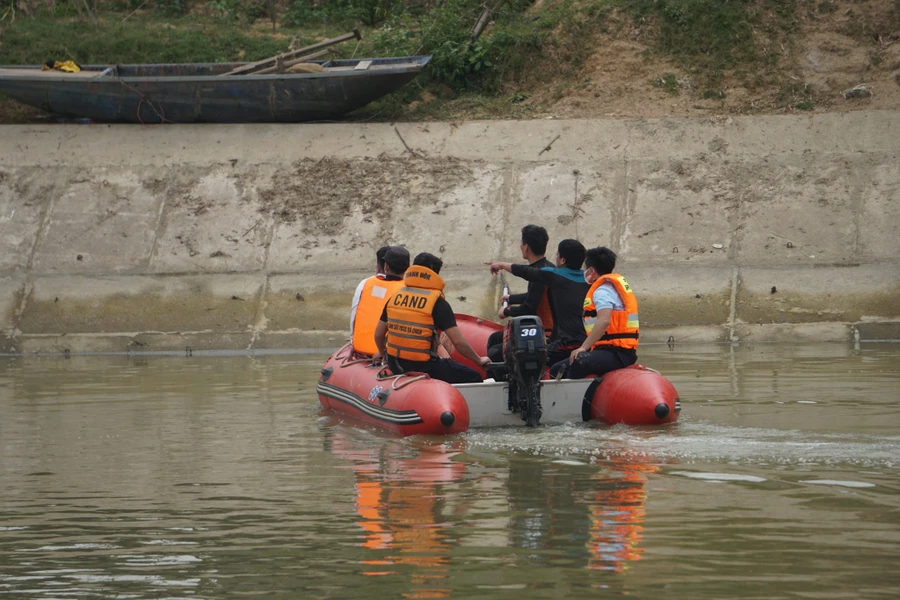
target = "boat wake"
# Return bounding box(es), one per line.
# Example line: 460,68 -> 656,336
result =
462,420 -> 900,470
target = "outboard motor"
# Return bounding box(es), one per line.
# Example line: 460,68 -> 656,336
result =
502,316 -> 547,427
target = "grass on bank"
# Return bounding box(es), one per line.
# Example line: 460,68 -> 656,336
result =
3,0 -> 889,122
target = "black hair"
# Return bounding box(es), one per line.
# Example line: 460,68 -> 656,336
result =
413,252 -> 443,274
375,245 -> 390,271
584,246 -> 617,276
557,239 -> 586,269
521,224 -> 549,256
383,246 -> 410,274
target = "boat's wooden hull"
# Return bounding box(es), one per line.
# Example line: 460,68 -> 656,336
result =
0,57 -> 429,123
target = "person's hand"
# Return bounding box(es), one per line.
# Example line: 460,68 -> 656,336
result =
500,294 -> 509,304
497,307 -> 507,320
483,261 -> 506,275
372,351 -> 384,363
478,356 -> 491,368
569,346 -> 587,364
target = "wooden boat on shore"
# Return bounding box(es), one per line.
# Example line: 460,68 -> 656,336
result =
0,56 -> 429,123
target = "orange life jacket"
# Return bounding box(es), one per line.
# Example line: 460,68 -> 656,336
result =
352,275 -> 405,355
385,266 -> 446,362
583,273 -> 639,350
536,288 -> 554,337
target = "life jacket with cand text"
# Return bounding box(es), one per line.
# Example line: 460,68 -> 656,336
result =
385,266 -> 446,362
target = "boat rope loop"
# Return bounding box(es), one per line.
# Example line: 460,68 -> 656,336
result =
333,342 -> 428,388
114,77 -> 168,126
334,343 -> 372,368
374,366 -> 428,390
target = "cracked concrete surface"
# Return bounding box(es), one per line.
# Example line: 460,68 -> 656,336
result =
0,111 -> 898,354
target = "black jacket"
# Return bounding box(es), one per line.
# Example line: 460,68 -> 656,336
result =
510,264 -> 589,346
505,257 -> 552,319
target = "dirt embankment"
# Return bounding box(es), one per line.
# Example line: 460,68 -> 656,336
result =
526,0 -> 900,119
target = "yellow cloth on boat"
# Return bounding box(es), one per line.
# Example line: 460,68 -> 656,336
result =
42,60 -> 82,73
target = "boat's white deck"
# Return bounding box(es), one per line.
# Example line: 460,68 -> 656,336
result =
454,379 -> 595,428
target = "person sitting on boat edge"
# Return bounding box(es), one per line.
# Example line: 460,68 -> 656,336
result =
350,246 -> 410,356
485,238 -> 589,366
552,246 -> 639,379
373,252 -> 490,384
350,245 -> 390,336
486,224 -> 555,366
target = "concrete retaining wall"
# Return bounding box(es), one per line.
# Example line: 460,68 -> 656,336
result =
1,111 -> 898,354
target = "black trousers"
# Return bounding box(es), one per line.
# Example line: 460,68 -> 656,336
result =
549,347 -> 637,379
487,330 -> 504,363
388,355 -> 483,384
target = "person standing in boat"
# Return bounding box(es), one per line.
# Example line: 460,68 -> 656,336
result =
373,252 -> 490,384
556,246 -> 639,379
350,246 -> 410,356
485,239 -> 589,366
485,224 -> 555,365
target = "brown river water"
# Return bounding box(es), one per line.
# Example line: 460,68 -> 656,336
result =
1,343 -> 899,599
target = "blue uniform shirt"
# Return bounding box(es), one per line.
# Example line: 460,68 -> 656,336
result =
592,281 -> 624,311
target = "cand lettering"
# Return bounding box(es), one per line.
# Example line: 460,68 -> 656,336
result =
393,293 -> 428,309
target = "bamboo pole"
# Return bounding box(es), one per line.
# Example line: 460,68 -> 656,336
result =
250,49 -> 331,75
469,0 -> 506,46
221,29 -> 361,76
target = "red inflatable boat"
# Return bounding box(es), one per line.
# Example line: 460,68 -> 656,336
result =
317,344 -> 470,436
316,314 -> 680,435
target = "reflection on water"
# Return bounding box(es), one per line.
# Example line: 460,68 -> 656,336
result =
326,426 -> 463,598
586,462 -> 656,572
0,343 -> 898,598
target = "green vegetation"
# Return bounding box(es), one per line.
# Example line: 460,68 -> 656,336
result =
617,0 -> 800,88
775,81 -> 816,112
653,73 -> 681,95
0,0 -> 889,121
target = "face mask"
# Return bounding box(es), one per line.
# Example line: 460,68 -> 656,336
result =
584,272 -> 594,285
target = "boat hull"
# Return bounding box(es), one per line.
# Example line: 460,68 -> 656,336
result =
450,314 -> 502,376
458,365 -> 679,427
0,57 -> 429,123
317,317 -> 681,435
317,345 -> 470,436
592,365 -> 680,425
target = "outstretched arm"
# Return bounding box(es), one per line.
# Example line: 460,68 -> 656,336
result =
510,263 -> 558,285
443,326 -> 490,368
484,261 -> 513,275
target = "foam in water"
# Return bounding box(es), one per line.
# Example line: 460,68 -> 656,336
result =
463,420 -> 900,470
798,479 -> 876,488
669,471 -> 767,483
